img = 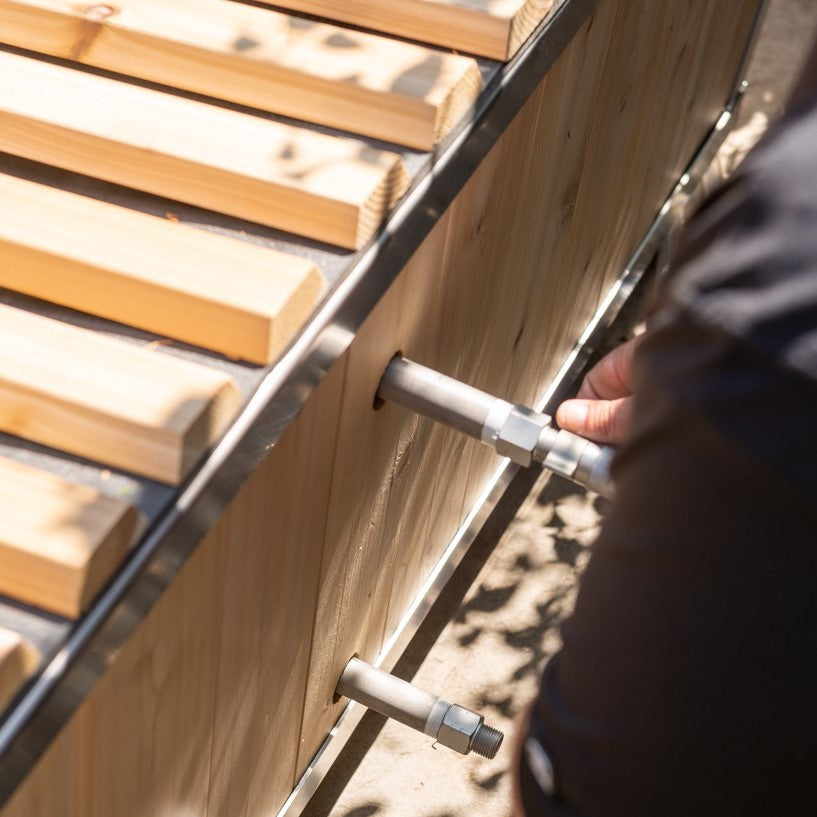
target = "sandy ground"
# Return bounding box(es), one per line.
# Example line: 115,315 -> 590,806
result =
301,4 -> 817,816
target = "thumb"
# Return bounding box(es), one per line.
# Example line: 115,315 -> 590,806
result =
555,396 -> 633,446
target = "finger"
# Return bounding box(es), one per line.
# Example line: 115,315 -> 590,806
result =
556,396 -> 634,446
576,335 -> 642,401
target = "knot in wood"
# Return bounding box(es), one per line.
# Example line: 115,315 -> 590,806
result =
81,4 -> 116,21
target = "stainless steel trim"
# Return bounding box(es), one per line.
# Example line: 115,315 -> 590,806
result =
0,0 -> 599,799
275,97 -> 743,817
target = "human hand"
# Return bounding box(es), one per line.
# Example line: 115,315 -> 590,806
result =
555,334 -> 642,446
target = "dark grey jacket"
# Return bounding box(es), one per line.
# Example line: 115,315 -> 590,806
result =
519,41 -> 817,817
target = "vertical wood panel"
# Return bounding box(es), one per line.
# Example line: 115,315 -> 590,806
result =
554,0 -> 673,348
206,361 -> 347,817
458,1 -> 618,522
296,0 -> 761,781
671,0 -> 763,181
508,0 -> 617,403
407,134 -> 510,610
603,0 -> 716,281
446,74 -> 546,523
296,214 -> 453,770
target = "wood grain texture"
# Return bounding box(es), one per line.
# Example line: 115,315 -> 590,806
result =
0,173 -> 324,365
0,499 -> 228,817
298,0 -> 760,774
206,359 -> 347,816
582,0 -> 697,296
269,0 -> 554,60
503,1 -> 614,405
0,367 -> 345,817
0,0 -> 482,150
0,305 -> 242,484
296,275 -> 414,766
296,212 -> 456,769
0,629 -> 39,713
0,456 -> 141,618
0,51 -> 409,249
412,0 -> 618,610
554,0 -> 718,350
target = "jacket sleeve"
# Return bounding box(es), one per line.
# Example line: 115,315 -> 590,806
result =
519,79 -> 817,817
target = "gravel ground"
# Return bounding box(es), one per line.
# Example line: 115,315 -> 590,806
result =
302,4 -> 817,816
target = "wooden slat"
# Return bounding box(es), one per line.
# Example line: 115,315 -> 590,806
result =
267,0 -> 554,60
0,457 -> 141,618
0,629 -> 39,713
0,305 -> 242,484
0,174 -> 324,365
0,51 -> 410,249
0,0 -> 482,151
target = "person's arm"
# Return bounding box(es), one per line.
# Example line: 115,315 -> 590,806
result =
518,41 -> 817,814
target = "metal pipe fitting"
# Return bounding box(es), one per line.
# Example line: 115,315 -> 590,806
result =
378,356 -> 615,499
336,658 -> 504,759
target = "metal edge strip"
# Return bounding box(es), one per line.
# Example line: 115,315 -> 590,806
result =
726,0 -> 769,112
275,96 -> 743,817
0,0 -> 599,799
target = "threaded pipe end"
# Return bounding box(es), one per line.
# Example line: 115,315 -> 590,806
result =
533,425 -> 560,465
471,723 -> 504,758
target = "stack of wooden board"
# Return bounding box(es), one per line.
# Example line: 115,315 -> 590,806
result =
0,0 -> 531,715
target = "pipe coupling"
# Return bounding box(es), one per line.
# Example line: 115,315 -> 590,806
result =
482,402 -> 550,468
535,426 -> 615,499
437,703 -> 504,758
336,658 -> 504,759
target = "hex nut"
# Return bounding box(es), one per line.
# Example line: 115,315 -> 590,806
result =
495,406 -> 550,466
437,704 -> 483,755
